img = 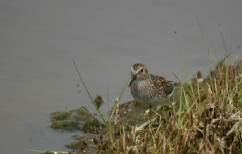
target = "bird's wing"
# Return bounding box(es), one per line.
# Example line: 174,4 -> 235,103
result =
150,74 -> 174,96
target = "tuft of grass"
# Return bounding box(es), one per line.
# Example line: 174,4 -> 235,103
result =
144,58 -> 240,153
48,55 -> 242,154
67,56 -> 242,154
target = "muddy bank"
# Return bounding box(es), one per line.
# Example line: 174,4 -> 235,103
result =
45,58 -> 242,154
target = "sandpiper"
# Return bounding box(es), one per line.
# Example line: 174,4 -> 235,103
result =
129,63 -> 176,104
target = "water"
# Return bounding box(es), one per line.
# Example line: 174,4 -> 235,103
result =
0,0 -> 241,153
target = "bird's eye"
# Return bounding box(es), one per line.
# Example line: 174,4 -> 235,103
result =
140,68 -> 144,72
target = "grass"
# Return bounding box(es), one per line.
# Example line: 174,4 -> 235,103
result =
46,55 -> 242,154
110,57 -> 241,154
50,106 -> 102,133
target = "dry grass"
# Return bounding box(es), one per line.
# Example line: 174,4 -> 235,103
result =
81,58 -> 242,154
47,57 -> 242,154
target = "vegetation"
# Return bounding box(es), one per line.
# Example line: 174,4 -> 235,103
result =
45,56 -> 242,154
50,106 -> 102,133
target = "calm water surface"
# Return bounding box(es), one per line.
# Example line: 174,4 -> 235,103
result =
0,0 -> 242,153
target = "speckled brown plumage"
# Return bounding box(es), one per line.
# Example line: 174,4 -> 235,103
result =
129,63 -> 176,104
150,75 -> 174,96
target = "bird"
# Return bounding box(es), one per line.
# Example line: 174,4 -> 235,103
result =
129,63 -> 176,105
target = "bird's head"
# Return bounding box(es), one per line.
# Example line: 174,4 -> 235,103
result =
129,63 -> 149,86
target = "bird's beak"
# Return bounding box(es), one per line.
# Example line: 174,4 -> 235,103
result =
129,75 -> 137,87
